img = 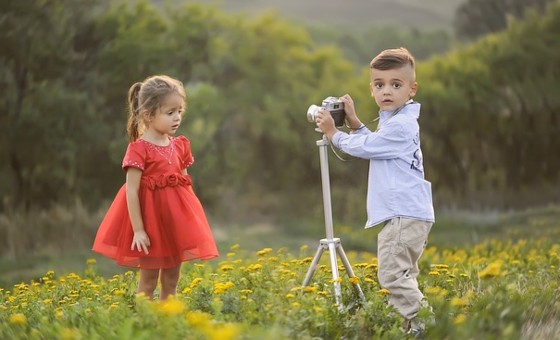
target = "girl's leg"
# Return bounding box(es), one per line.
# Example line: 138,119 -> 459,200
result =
137,268 -> 160,299
159,264 -> 182,300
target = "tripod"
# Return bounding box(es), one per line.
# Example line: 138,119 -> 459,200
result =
302,134 -> 365,311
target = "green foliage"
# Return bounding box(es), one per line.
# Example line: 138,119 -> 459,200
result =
0,0 -> 559,224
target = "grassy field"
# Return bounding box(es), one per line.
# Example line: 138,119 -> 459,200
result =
1,210 -> 559,338
1,206 -> 559,288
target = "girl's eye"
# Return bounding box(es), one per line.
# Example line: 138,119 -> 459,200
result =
393,83 -> 402,89
375,84 -> 383,89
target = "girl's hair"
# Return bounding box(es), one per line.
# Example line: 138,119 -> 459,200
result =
370,47 -> 415,71
127,75 -> 186,142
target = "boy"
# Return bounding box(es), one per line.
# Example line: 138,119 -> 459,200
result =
316,47 -> 435,334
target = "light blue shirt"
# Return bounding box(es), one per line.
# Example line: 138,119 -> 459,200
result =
332,102 -> 435,228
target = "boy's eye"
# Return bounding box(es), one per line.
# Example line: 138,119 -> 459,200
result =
374,83 -> 383,89
393,83 -> 402,89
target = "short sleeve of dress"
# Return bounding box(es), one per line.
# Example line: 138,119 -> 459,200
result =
122,141 -> 146,171
177,136 -> 194,169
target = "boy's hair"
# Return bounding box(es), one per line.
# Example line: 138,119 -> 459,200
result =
126,75 -> 186,142
370,47 -> 415,71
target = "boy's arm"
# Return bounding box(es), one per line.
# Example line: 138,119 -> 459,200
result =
332,121 -> 409,159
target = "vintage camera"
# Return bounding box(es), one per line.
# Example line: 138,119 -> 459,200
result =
307,97 -> 346,127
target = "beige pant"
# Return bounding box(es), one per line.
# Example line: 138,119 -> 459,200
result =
377,217 -> 432,320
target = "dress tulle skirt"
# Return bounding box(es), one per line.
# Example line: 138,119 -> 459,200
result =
93,179 -> 219,269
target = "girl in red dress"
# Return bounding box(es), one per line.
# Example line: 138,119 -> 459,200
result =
93,75 -> 219,300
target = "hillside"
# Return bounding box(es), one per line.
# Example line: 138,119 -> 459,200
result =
161,0 -> 465,31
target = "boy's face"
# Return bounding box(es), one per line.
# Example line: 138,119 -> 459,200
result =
370,65 -> 417,112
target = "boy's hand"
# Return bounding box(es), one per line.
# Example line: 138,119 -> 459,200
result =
339,94 -> 362,129
316,109 -> 338,140
131,230 -> 151,254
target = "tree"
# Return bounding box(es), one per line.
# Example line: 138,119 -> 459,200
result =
454,0 -> 554,40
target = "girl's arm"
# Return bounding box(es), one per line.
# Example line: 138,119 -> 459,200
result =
126,168 -> 150,254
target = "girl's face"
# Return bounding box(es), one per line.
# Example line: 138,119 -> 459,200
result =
370,65 -> 417,112
146,93 -> 184,136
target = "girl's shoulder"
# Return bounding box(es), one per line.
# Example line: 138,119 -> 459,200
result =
173,135 -> 190,145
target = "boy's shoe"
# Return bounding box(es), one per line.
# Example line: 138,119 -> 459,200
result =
401,318 -> 425,339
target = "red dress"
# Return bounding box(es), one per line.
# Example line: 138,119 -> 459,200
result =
93,136 -> 219,269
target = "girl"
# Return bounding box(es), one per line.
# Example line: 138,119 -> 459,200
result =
93,75 -> 219,300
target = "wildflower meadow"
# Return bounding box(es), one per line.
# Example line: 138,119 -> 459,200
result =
2,225 -> 560,340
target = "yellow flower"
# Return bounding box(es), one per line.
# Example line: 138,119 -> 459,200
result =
256,248 -> 273,256
60,327 -> 81,340
349,276 -> 360,284
230,244 -> 240,251
377,288 -> 390,296
454,313 -> 467,324
9,313 -> 27,325
190,277 -> 204,288
451,296 -> 469,308
285,293 -> 295,299
86,258 -> 97,265
208,323 -> 241,340
186,311 -> 212,327
303,286 -> 317,293
226,252 -> 236,258
478,261 -> 503,278
56,310 -> 64,319
159,297 -> 185,316
291,302 -> 300,308
220,265 -> 234,272
247,264 -> 263,271
331,277 -> 342,283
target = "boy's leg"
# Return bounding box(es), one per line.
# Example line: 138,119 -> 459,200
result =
377,217 -> 432,320
160,264 -> 182,300
137,268 -> 160,299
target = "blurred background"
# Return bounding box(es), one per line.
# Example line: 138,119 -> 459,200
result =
1,0 -> 559,286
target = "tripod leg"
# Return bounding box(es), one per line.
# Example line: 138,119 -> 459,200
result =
327,241 -> 343,309
336,244 -> 366,301
302,245 -> 325,287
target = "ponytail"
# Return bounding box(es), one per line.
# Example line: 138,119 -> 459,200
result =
127,82 -> 143,142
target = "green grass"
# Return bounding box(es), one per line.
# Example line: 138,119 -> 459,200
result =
2,205 -> 559,288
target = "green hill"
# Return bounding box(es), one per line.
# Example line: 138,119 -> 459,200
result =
160,0 -> 464,31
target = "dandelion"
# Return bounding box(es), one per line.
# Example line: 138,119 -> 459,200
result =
56,310 -> 64,319
190,277 -> 204,288
226,252 -> 236,258
349,277 -> 360,284
186,311 -> 212,328
478,261 -> 503,278
256,248 -> 273,256
220,265 -> 234,272
285,294 -> 295,299
291,302 -> 300,308
60,327 -> 81,340
9,313 -> 27,325
230,244 -> 240,251
303,286 -> 317,293
451,296 -> 469,308
454,314 -> 467,324
159,297 -> 185,316
86,258 -> 97,265
208,323 -> 241,340
247,264 -> 263,271
377,288 -> 390,296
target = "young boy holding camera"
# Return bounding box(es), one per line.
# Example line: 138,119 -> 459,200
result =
315,47 -> 435,334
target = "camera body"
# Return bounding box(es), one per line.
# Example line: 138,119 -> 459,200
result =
307,97 -> 346,127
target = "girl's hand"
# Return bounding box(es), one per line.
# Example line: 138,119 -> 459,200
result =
131,230 -> 151,254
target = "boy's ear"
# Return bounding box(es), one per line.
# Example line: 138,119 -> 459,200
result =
410,81 -> 418,98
